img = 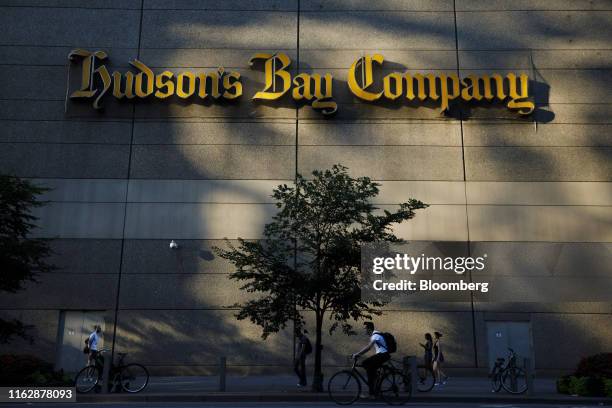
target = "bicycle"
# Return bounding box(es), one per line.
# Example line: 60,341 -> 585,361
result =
328,355 -> 412,405
417,363 -> 435,392
75,349 -> 149,393
489,348 -> 527,394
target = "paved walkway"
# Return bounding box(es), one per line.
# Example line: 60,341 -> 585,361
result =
78,375 -> 612,404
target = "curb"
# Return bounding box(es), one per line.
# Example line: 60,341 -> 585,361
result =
77,393 -> 612,405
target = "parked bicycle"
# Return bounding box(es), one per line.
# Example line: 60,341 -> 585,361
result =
75,349 -> 149,393
489,348 -> 528,394
417,363 -> 435,392
328,355 -> 412,405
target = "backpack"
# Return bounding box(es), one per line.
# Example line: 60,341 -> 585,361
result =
303,337 -> 313,355
381,332 -> 397,353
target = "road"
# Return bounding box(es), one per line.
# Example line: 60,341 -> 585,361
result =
13,403 -> 608,408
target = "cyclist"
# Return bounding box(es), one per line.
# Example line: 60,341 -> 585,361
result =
351,321 -> 390,399
86,325 -> 102,367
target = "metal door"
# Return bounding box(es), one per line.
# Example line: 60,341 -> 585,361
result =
55,311 -> 106,373
486,321 -> 533,370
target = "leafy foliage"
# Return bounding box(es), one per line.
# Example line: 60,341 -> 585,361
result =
215,165 -> 427,389
575,353 -> 612,379
0,175 -> 54,343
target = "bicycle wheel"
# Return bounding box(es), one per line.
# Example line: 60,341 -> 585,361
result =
501,367 -> 527,394
491,372 -> 503,392
119,363 -> 149,393
417,366 -> 435,392
380,369 -> 412,405
328,370 -> 361,405
75,365 -> 100,393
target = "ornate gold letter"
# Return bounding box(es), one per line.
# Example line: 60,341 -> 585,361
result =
250,53 -> 292,100
348,55 -> 383,101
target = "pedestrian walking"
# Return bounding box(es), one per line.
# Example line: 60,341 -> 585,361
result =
420,332 -> 433,369
294,328 -> 312,387
432,331 -> 448,385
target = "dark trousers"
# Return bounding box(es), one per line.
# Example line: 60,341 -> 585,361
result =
362,352 -> 390,395
294,354 -> 307,385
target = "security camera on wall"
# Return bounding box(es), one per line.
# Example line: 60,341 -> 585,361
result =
169,240 -> 178,250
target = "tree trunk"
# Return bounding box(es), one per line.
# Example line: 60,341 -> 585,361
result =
312,310 -> 324,392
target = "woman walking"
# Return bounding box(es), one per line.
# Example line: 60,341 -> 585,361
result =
432,331 -> 448,385
419,333 -> 433,369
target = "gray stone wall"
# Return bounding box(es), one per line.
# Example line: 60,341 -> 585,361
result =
0,0 -> 611,376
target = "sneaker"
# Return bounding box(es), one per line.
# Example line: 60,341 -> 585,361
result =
359,393 -> 369,399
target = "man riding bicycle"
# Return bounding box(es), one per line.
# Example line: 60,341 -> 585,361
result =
351,322 -> 390,398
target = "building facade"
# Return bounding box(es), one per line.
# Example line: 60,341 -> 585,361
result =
1,0 -> 611,376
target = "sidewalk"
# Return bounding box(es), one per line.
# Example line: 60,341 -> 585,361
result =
77,375 -> 612,404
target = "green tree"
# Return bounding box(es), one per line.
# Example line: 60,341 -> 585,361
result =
215,165 -> 427,391
0,175 -> 54,343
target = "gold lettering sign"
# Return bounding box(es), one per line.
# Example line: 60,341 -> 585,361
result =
347,54 -> 534,115
68,50 -> 534,116
69,49 -> 242,108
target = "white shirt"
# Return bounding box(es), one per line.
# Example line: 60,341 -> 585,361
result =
371,331 -> 388,354
88,331 -> 100,351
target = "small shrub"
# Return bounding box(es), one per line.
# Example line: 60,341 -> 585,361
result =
604,378 -> 612,398
575,353 -> 612,379
0,354 -> 71,386
556,375 -> 572,394
569,376 -> 605,397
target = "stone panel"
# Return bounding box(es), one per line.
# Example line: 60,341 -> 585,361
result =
464,147 -> 612,181
0,143 -> 130,178
127,180 -> 283,203
130,145 -> 295,179
144,0 -> 297,10
467,205 -> 612,242
298,49 -> 457,69
387,204 -> 468,241
133,121 -> 295,145
0,1 -> 141,8
456,11 -> 612,50
463,123 -> 612,147
375,181 -> 466,205
31,202 -> 126,239
532,313 -> 612,370
301,0 -> 452,11
458,50 -> 612,69
122,239 -> 237,275
114,310 -> 293,368
33,179 -> 127,202
456,0 -> 612,11
119,274 -> 248,309
299,146 -> 464,180
0,121 -> 132,144
0,6 -> 141,47
466,181 -> 612,206
48,239 -> 123,275
0,274 -> 117,309
298,122 -> 461,146
300,11 -> 456,50
124,203 -> 276,239
140,10 -> 297,49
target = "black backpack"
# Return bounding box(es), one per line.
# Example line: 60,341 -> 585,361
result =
381,332 -> 397,353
